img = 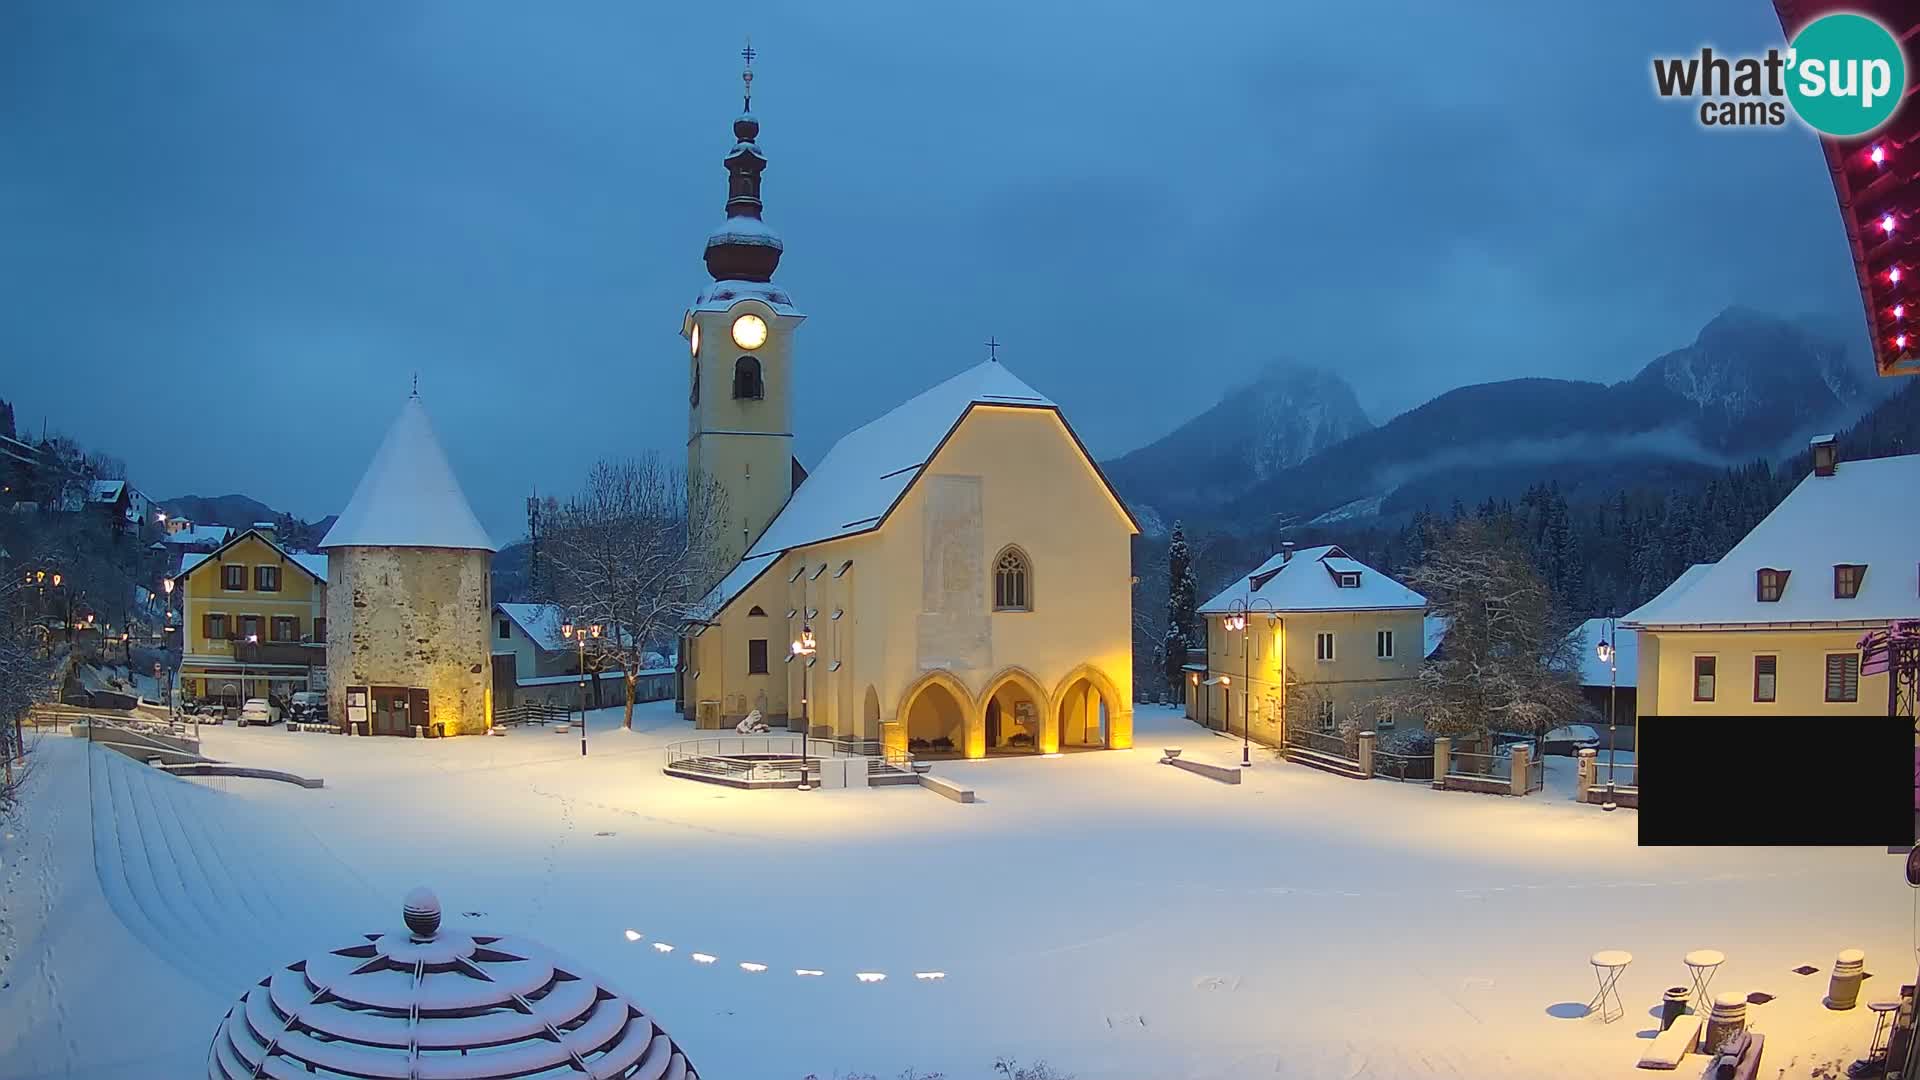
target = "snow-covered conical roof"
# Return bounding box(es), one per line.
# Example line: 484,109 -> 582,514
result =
207,888 -> 700,1079
319,395 -> 496,552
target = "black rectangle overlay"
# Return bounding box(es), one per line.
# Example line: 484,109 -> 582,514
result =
1638,715 -> 1913,846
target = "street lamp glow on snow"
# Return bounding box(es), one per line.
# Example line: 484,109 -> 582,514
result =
795,968 -> 824,977
855,972 -> 886,983
652,942 -> 674,953
692,953 -> 717,965
623,929 -> 641,942
740,962 -> 767,973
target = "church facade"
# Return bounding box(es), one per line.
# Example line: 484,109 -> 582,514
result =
678,61 -> 1137,759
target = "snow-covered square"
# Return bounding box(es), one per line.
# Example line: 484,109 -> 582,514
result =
0,705 -> 1905,1079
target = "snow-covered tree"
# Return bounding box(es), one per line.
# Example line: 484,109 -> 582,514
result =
1161,521 -> 1198,693
1387,518 -> 1581,740
534,455 -> 729,730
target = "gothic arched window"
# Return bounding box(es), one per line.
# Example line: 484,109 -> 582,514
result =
733,356 -> 764,400
993,546 -> 1032,612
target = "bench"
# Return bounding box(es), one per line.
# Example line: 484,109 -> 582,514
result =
1635,1014 -> 1701,1070
920,774 -> 975,803
1169,757 -> 1242,785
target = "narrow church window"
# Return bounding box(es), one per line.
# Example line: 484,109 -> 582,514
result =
733,356 -> 764,400
748,639 -> 769,675
747,606 -> 767,617
690,359 -> 700,405
993,547 -> 1031,611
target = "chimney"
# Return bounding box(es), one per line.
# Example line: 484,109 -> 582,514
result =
252,520 -> 277,541
1282,541 -> 1296,563
1809,434 -> 1837,477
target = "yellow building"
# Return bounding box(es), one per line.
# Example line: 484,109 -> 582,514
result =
678,76 -> 1138,758
1189,545 -> 1427,747
173,526 -> 328,704
1622,441 -> 1915,717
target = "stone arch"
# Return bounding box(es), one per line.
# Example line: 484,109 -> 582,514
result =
978,665 -> 1053,754
896,668 -> 979,759
1050,663 -> 1130,750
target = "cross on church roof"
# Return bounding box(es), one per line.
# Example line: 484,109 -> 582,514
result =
741,37 -> 756,109
985,336 -> 1002,362
411,372 -> 419,398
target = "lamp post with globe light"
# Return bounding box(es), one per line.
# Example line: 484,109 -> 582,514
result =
1223,598 -> 1277,767
561,620 -> 602,757
1595,615 -> 1619,812
791,626 -> 817,790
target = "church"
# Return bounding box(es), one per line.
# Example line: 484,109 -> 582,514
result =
677,54 -> 1138,759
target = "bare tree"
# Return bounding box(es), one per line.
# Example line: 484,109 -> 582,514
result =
1387,518 -> 1582,741
1,553 -> 64,811
535,455 -> 729,730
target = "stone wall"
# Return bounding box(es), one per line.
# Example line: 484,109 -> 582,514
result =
325,546 -> 493,736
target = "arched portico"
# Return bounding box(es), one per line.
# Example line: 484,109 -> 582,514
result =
1050,663 -> 1132,751
897,669 -> 980,759
978,666 -> 1052,754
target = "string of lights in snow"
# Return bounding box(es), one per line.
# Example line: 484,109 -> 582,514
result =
620,927 -> 946,983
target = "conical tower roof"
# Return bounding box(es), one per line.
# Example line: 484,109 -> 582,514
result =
319,394 -> 496,552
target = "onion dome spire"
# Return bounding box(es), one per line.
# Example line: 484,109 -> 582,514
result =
704,38 -> 784,283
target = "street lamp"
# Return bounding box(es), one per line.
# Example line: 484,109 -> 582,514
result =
244,632 -> 258,703
561,620 -> 602,757
1224,597 -> 1278,767
791,626 -> 817,790
1595,615 -> 1619,812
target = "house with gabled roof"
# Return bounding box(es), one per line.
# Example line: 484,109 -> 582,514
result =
1188,544 -> 1427,753
171,525 -> 329,704
1621,438 -> 1918,718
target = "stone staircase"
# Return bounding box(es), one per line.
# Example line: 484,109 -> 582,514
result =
1283,746 -> 1369,780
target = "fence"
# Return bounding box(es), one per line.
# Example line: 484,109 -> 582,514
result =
1286,725 -> 1358,762
494,702 -> 570,728
1372,748 -> 1434,783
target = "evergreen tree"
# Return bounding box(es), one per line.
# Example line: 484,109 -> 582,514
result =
1161,521 -> 1199,693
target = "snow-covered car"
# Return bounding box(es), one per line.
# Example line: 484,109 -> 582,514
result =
288,691 -> 327,724
237,698 -> 280,727
1542,724 -> 1602,755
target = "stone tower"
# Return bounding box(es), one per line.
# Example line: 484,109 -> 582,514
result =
319,392 -> 497,737
683,45 -> 805,583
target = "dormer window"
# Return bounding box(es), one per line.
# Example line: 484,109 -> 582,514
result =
1336,572 -> 1360,588
1249,568 -> 1282,592
1833,564 -> 1865,599
1756,568 -> 1790,602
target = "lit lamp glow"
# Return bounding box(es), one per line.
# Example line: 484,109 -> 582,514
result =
791,626 -> 818,789
1596,619 -> 1619,812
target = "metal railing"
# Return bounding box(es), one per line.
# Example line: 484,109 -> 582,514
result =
495,702 -> 570,728
1526,754 -> 1545,793
1595,760 -> 1638,790
1447,749 -> 1504,780
1372,748 -> 1434,783
1286,726 -> 1359,762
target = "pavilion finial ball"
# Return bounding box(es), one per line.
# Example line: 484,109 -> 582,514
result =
403,887 -> 442,939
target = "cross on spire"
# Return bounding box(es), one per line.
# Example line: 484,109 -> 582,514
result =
985,336 -> 1002,362
741,37 -> 756,110
411,372 -> 419,398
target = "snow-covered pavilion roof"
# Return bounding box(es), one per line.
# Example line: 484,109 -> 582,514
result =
1622,453 -> 1920,628
207,888 -> 699,1080
693,361 -> 1138,620
1199,546 -> 1426,614
319,395 -> 495,552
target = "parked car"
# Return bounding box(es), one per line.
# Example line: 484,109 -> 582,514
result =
1542,724 -> 1602,756
238,698 -> 280,727
288,691 -> 327,724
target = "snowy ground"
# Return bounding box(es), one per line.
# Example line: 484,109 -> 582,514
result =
0,703 -> 1910,1079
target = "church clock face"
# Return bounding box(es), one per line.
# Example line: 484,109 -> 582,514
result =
689,322 -> 701,357
731,313 -> 768,350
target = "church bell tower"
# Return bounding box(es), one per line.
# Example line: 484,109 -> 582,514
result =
683,41 -> 804,580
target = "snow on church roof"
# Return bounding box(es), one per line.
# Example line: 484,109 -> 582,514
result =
696,360 -> 1134,619
693,278 -> 799,315
319,396 -> 495,552
1199,546 -> 1426,614
1622,453 -> 1920,627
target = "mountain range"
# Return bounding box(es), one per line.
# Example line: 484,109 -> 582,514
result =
1106,307 -> 1885,536
157,493 -> 336,549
